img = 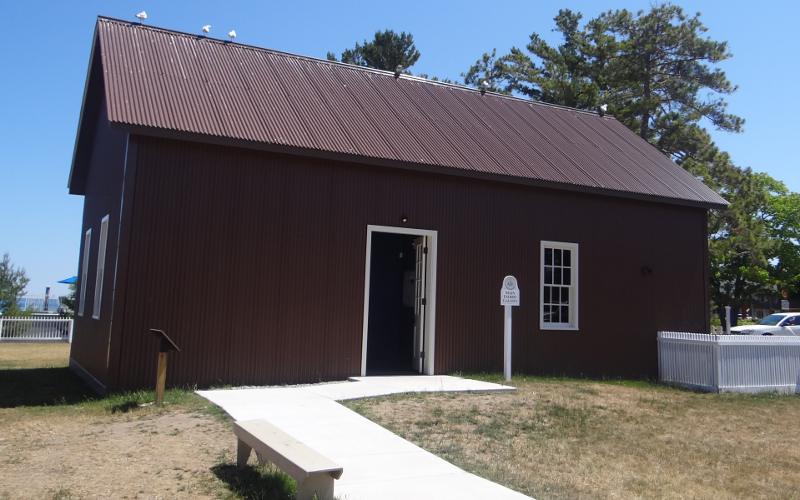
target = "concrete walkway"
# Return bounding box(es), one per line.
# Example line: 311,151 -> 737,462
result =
198,375 -> 530,499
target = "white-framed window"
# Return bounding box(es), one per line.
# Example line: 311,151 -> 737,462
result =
540,241 -> 579,330
92,215 -> 110,319
78,228 -> 92,317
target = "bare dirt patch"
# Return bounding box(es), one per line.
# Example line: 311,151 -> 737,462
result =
345,377 -> 800,499
0,343 -> 294,499
0,409 -> 235,499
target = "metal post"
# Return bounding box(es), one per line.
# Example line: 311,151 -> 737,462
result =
67,319 -> 74,344
725,306 -> 732,335
0,318 -> 4,340
504,305 -> 512,381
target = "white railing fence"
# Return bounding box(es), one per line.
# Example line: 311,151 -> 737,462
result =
658,331 -> 800,393
0,317 -> 74,343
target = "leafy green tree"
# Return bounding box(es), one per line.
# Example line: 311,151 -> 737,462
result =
707,166 -> 772,325
327,30 -> 421,72
59,283 -> 77,317
758,175 -> 800,295
0,253 -> 29,315
682,133 -> 800,322
681,135 -> 760,323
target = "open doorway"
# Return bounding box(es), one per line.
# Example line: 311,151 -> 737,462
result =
361,226 -> 437,376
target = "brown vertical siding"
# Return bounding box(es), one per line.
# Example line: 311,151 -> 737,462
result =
69,91 -> 128,388
107,136 -> 708,389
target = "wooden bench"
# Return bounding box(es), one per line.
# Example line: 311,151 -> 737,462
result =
234,419 -> 343,500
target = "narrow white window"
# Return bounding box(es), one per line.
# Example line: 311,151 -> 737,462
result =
78,228 -> 92,316
540,241 -> 579,330
92,215 -> 110,319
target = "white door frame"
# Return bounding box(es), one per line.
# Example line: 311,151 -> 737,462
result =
361,224 -> 438,376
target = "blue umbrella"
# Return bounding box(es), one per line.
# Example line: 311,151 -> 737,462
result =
58,276 -> 78,284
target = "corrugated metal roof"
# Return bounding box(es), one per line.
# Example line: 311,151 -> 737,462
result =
90,17 -> 727,207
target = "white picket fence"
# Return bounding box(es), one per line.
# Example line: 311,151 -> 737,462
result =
0,317 -> 74,343
658,331 -> 800,393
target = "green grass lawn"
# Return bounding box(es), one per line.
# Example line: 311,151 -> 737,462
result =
345,373 -> 800,499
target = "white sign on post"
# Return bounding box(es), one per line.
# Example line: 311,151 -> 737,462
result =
501,276 -> 520,306
781,300 -> 790,311
500,276 -> 519,382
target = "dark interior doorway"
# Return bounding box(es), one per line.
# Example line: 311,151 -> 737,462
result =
366,232 -> 423,375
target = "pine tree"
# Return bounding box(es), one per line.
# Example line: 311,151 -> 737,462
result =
465,3 -> 799,319
464,5 -> 743,158
328,30 -> 421,72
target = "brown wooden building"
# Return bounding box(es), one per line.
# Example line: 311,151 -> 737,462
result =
68,18 -> 727,392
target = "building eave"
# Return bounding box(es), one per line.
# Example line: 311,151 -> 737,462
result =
119,122 -> 728,210
68,26 -> 100,196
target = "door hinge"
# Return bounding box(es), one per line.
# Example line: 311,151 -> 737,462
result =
419,351 -> 424,359
421,298 -> 426,306
423,246 -> 428,254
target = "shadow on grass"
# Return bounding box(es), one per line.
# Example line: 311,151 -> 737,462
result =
110,400 -> 140,413
211,463 -> 295,500
0,364 -> 217,417
0,367 -> 95,408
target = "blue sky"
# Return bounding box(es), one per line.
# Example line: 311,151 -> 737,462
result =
1,0 -> 798,298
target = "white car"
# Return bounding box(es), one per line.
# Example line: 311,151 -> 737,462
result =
730,313 -> 800,336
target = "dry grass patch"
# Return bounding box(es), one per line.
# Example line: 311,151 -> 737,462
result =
0,342 -> 69,369
0,343 -> 295,499
345,375 -> 800,499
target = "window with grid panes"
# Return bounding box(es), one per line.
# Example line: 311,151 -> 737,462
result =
540,241 -> 578,330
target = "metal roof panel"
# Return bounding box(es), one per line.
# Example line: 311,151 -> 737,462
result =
93,17 -> 727,207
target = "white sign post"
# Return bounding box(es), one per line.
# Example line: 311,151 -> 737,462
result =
724,305 -> 732,335
500,276 -> 520,381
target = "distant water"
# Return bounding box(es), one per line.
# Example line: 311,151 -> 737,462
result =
15,297 -> 62,312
